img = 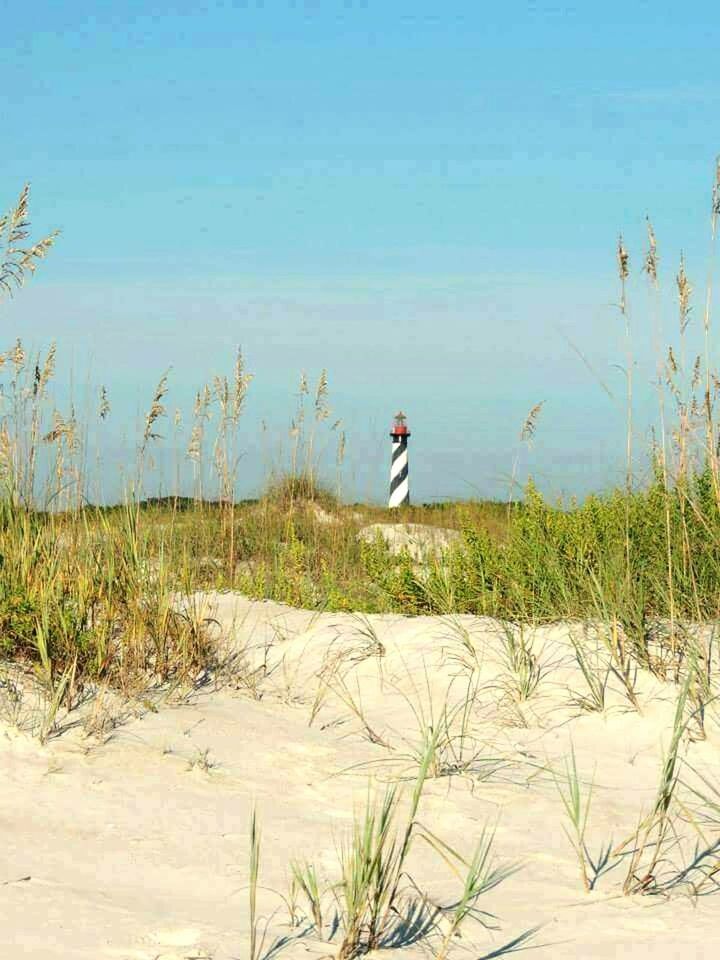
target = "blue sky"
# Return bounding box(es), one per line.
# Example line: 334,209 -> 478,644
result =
2,1 -> 719,502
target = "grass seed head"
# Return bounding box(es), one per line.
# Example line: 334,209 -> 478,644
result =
520,402 -> 544,443
315,370 -> 330,421
39,343 -> 57,391
643,218 -> 658,285
232,346 -> 253,421
143,372 -> 169,444
692,355 -> 702,391
10,338 -> 25,371
0,184 -> 59,297
617,234 -> 630,281
99,386 -> 111,420
676,253 -> 692,334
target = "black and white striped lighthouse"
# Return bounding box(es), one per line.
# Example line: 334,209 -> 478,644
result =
389,411 -> 410,508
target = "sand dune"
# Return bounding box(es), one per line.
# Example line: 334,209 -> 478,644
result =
2,594 -> 719,958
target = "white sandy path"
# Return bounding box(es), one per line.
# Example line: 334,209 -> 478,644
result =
1,593 -> 719,959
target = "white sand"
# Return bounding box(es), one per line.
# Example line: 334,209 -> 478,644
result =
357,522 -> 461,560
2,594 -> 719,959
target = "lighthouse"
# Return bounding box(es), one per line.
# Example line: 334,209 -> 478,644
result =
389,411 -> 411,508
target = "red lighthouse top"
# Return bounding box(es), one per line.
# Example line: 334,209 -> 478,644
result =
390,410 -> 410,438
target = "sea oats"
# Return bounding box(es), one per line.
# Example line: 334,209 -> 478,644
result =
43,412 -> 68,444
44,409 -> 79,452
692,355 -> 702,390
187,423 -> 203,461
643,217 -> 658,285
520,401 -> 544,443
39,343 -> 57,391
99,386 -> 110,420
10,339 -> 25,371
202,383 -> 213,419
617,234 -> 629,282
214,374 -> 229,417
0,184 -> 58,296
143,372 -> 169,444
232,347 -> 253,422
713,155 -> 720,218
315,370 -> 330,421
0,424 -> 11,477
676,253 -> 692,334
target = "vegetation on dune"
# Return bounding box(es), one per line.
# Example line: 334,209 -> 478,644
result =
0,160 -> 719,722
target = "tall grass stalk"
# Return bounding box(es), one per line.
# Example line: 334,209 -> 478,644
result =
617,234 -> 633,591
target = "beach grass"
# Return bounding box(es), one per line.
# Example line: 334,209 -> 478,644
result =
1,161 -> 720,736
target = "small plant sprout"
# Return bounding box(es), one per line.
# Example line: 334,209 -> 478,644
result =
187,747 -> 216,773
497,621 -> 545,704
290,859 -> 324,935
443,616 -> 481,672
620,676 -> 690,895
249,806 -> 262,960
435,827 -> 503,960
334,732 -> 440,959
567,633 -> 611,714
552,744 -> 594,893
336,786 -> 400,960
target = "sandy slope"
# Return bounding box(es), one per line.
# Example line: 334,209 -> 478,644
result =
2,593 -> 719,959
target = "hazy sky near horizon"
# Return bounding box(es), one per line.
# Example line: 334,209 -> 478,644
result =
2,1 -> 719,502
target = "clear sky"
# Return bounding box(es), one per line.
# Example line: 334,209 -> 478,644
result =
2,1 -> 719,502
